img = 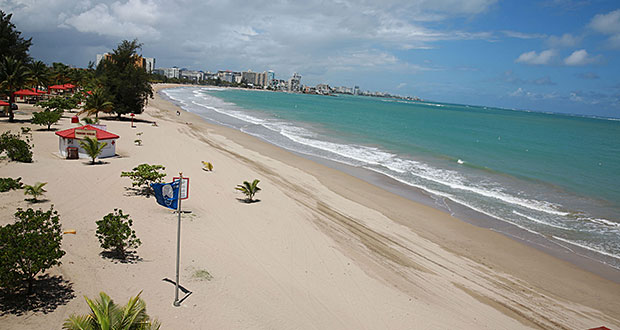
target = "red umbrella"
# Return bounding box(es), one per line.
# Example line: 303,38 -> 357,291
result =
48,85 -> 66,90
64,83 -> 76,89
0,100 -> 9,106
14,89 -> 42,96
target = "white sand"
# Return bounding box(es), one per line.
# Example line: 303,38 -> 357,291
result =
1,84 -> 619,329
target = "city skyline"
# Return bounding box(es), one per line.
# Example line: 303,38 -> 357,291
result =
4,0 -> 620,117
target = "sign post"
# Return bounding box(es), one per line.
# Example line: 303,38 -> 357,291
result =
173,173 -> 184,307
172,174 -> 190,307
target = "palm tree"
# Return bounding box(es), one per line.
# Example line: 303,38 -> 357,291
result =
29,60 -> 50,94
0,56 -> 32,122
235,179 -> 261,203
79,136 -> 107,164
79,88 -> 114,119
24,182 -> 47,202
63,291 -> 160,330
51,62 -> 71,85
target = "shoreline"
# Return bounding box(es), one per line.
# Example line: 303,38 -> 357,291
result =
1,83 -> 618,329
159,84 -> 620,283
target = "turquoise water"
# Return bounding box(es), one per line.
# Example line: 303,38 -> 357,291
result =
163,87 -> 620,269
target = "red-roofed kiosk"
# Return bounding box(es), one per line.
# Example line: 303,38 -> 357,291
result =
55,125 -> 119,159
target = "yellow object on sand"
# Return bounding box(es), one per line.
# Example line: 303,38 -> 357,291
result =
63,229 -> 77,234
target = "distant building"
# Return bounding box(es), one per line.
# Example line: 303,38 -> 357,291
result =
288,73 -> 301,92
241,70 -> 258,85
354,85 -> 360,95
143,57 -> 155,73
180,69 -> 204,82
154,67 -> 180,79
316,84 -> 331,94
217,70 -> 234,83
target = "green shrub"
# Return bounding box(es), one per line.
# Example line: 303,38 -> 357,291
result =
0,206 -> 65,293
95,209 -> 141,258
120,164 -> 166,195
31,109 -> 63,130
0,131 -> 33,162
0,177 -> 22,192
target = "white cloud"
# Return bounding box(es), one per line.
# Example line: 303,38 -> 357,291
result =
8,0 -> 498,85
563,49 -> 599,66
589,9 -> 620,49
589,9 -> 620,34
501,30 -> 546,39
64,0 -> 161,40
515,49 -> 556,65
547,33 -> 581,48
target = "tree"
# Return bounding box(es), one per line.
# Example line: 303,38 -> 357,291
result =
0,206 -> 65,293
95,209 -> 141,258
0,56 -> 31,122
0,11 -> 32,63
63,291 -> 160,330
97,40 -> 153,119
235,179 -> 261,203
79,136 -> 107,164
31,109 -> 62,130
0,130 -> 33,162
29,60 -> 49,93
51,62 -> 71,85
37,95 -> 79,113
121,164 -> 166,195
79,88 -> 114,119
23,181 -> 46,202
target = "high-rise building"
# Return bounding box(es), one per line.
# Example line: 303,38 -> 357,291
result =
241,70 -> 258,85
288,73 -> 301,92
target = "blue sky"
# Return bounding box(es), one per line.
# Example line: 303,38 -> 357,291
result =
4,0 -> 620,117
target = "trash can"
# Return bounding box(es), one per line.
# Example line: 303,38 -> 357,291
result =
66,147 -> 78,159
71,116 -> 79,123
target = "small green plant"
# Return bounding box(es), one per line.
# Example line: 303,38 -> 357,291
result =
79,136 -> 107,164
63,291 -> 160,330
192,268 -> 213,281
95,209 -> 141,258
121,164 -> 166,195
0,206 -> 65,293
82,117 -> 99,125
31,109 -> 63,130
235,179 -> 261,203
0,131 -> 33,162
24,182 -> 47,202
0,177 -> 23,192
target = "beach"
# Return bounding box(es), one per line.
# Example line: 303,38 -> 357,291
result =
1,83 -> 619,329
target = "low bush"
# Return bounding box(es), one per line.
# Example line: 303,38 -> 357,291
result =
0,206 -> 65,293
0,131 -> 33,162
0,177 -> 23,192
95,209 -> 141,259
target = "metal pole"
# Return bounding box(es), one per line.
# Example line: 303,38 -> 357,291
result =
173,173 -> 183,307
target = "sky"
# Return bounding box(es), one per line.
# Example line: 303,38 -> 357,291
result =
3,0 -> 620,117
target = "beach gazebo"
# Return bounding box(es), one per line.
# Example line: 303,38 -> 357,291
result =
55,125 -> 119,159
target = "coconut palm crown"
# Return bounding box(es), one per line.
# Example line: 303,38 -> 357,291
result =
79,88 -> 114,119
235,179 -> 261,203
24,182 -> 47,202
0,56 -> 32,122
79,136 -> 107,164
62,291 -> 160,330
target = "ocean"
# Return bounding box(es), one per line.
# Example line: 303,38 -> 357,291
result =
161,86 -> 620,271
